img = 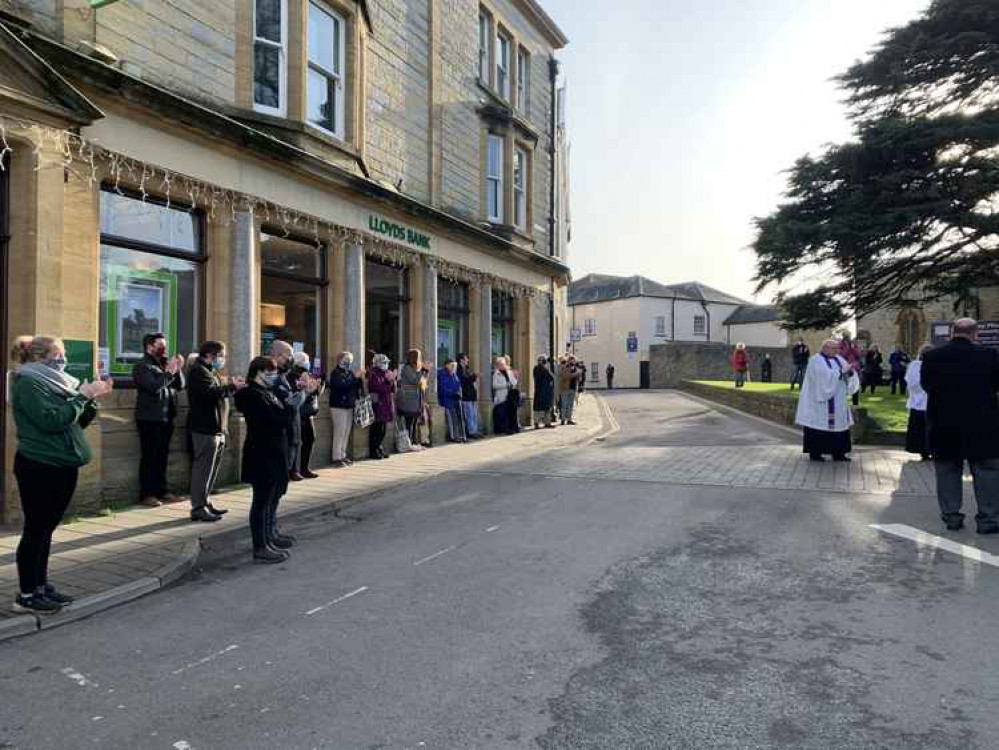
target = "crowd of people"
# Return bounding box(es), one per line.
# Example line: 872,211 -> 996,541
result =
6,332 -> 591,613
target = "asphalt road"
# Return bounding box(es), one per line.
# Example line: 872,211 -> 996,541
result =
2,390 -> 998,749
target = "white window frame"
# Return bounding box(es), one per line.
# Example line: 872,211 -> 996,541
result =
513,146 -> 528,231
516,47 -> 529,111
495,30 -> 511,100
655,315 -> 667,336
584,318 -> 597,336
591,363 -> 599,383
487,134 -> 504,223
478,11 -> 491,84
693,315 -> 706,336
253,0 -> 288,117
307,0 -> 347,139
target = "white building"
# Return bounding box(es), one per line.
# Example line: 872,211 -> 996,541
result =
569,274 -> 754,389
722,305 -> 788,348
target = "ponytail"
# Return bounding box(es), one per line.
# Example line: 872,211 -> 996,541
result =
10,335 -> 61,365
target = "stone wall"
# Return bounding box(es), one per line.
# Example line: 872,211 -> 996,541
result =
650,342 -> 795,388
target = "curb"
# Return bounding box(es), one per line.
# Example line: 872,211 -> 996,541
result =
0,403 -> 610,644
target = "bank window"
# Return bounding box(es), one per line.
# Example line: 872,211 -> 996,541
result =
307,0 -> 346,138
99,190 -> 204,377
260,232 -> 326,369
514,146 -> 528,231
437,278 -> 470,366
478,10 -> 492,84
516,47 -> 529,111
254,0 -> 287,115
366,259 -> 409,368
487,134 -> 504,222
655,316 -> 667,336
491,292 -> 515,361
693,315 -> 706,336
495,30 -> 511,100
584,318 -> 596,336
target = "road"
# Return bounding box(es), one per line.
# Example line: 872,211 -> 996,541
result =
2,390 -> 998,749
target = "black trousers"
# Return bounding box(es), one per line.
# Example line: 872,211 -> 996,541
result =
14,453 -> 78,595
137,420 -> 173,499
300,417 -> 316,472
249,473 -> 285,550
369,421 -> 387,457
889,373 -> 907,395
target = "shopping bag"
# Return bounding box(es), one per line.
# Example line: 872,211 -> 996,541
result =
353,396 -> 374,428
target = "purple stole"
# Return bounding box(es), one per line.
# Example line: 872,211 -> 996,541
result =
822,355 -> 841,430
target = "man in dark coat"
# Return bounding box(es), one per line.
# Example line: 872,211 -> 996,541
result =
532,356 -> 556,429
790,339 -> 810,390
921,318 -> 999,533
133,332 -> 186,507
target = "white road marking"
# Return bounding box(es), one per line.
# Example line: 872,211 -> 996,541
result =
870,524 -> 999,567
485,526 -> 500,533
413,547 -> 455,566
172,742 -> 194,750
170,644 -> 239,676
304,586 -> 369,616
61,668 -> 98,688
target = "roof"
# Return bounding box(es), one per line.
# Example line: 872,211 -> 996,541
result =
516,0 -> 570,48
723,304 -> 782,326
569,273 -> 748,306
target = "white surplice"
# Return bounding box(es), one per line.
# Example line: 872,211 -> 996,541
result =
795,353 -> 861,432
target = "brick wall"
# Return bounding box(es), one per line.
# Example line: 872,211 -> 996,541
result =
650,341 -> 795,388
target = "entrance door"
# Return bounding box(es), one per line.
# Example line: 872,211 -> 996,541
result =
0,153 -> 9,518
640,360 -> 651,389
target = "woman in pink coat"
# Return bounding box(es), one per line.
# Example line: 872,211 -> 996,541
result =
366,354 -> 396,460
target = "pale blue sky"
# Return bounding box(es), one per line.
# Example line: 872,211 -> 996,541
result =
543,0 -> 931,302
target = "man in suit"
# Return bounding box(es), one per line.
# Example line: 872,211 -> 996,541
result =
921,318 -> 999,533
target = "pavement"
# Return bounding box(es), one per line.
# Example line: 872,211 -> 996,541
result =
0,395 -> 608,639
3,390 -> 998,749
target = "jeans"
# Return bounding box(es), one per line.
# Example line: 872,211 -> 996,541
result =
461,401 -> 480,437
137,420 -> 173,499
934,458 -> 999,527
190,433 -> 226,511
735,372 -> 746,388
444,403 -> 466,441
790,365 -> 806,389
330,407 -> 353,462
559,391 -> 577,423
249,474 -> 284,550
14,453 -> 78,595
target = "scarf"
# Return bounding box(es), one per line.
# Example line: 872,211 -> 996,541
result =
18,362 -> 81,399
821,355 -> 842,430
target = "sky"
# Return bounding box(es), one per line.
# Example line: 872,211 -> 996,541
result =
542,0 -> 932,303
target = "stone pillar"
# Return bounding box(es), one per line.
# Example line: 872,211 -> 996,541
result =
478,283 -> 493,390
230,210 -> 258,378
344,242 -> 365,365
422,260 -> 438,365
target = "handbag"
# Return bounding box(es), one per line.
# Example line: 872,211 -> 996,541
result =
353,396 -> 374,428
395,416 -> 418,453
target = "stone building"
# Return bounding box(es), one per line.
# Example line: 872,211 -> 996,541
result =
0,0 -> 571,521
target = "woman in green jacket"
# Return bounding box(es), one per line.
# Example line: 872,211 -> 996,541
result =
10,335 -> 113,615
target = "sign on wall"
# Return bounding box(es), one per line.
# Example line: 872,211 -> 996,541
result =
570,328 -> 581,343
367,214 -> 432,250
626,333 -> 638,353
89,0 -> 121,7
64,340 -> 95,383
978,321 -> 999,348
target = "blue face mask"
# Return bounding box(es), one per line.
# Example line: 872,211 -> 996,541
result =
44,357 -> 67,373
212,357 -> 226,371
262,372 -> 279,388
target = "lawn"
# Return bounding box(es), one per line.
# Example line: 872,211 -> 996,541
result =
693,380 -> 909,433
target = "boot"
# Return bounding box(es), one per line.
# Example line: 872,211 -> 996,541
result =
253,547 -> 287,564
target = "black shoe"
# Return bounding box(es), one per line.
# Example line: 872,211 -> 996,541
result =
191,508 -> 221,523
809,454 -> 825,462
833,454 -> 851,462
12,594 -> 62,615
270,536 -> 294,549
343,458 -> 354,466
253,548 -> 287,564
207,504 -> 228,516
945,519 -> 965,532
977,524 -> 999,535
42,584 -> 74,605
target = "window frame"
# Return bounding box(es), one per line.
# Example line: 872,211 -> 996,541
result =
495,28 -> 511,101
516,46 -> 529,111
584,318 -> 597,337
365,258 -> 410,368
693,314 -> 707,336
306,0 -> 347,139
478,10 -> 493,85
591,363 -> 599,383
253,0 -> 288,117
513,145 -> 529,231
486,133 -> 505,223
654,315 -> 667,336
491,291 -> 515,361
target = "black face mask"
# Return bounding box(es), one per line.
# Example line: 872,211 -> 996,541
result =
279,360 -> 292,373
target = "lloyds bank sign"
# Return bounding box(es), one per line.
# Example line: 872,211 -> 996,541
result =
368,214 -> 432,250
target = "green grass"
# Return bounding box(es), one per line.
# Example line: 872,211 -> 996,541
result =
693,380 -> 909,434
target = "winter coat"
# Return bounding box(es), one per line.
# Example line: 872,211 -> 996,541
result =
187,358 -> 234,436
457,365 -> 479,402
792,344 -> 810,367
889,350 -> 911,375
396,364 -> 426,416
557,364 -> 578,393
731,350 -> 748,373
328,367 -> 364,409
921,338 -> 999,460
367,367 -> 396,423
12,374 -> 98,468
235,383 -> 290,487
863,351 -> 884,382
492,369 -> 518,406
133,353 -> 184,423
437,368 -> 462,408
533,365 -> 555,411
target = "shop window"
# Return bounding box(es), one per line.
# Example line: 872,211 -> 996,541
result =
437,278 -> 470,366
254,0 -> 287,115
260,232 -> 326,369
99,190 -> 204,377
366,259 -> 409,368
491,291 -> 515,362
307,0 -> 346,138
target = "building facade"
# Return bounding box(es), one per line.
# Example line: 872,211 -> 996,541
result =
722,304 -> 788,348
0,0 -> 571,521
568,274 -> 749,389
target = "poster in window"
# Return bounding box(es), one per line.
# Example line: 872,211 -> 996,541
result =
437,321 -> 456,366
105,268 -> 178,375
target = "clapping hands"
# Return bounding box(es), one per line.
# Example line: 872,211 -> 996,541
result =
231,376 -> 247,390
80,378 -> 114,400
298,373 -> 321,393
165,355 -> 185,375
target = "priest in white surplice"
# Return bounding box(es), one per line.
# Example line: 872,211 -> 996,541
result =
795,339 -> 861,462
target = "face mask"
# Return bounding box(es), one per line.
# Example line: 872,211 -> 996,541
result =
340,360 -> 353,370
378,362 -> 389,371
153,345 -> 167,360
44,356 -> 67,372
212,357 -> 225,371
262,372 -> 279,388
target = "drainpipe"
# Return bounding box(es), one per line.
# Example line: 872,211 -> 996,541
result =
700,301 -> 711,342
548,56 -> 560,364
671,297 -> 676,341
